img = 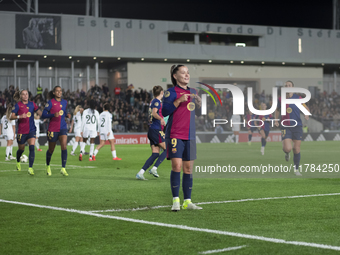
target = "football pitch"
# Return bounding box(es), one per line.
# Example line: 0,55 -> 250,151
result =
0,141 -> 339,254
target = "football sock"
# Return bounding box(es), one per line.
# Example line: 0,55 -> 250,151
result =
235,135 -> 239,143
29,145 -> 35,168
61,149 -> 67,168
35,139 -> 40,149
80,142 -> 85,154
142,153 -> 159,170
138,169 -> 145,174
46,150 -> 52,166
248,134 -> 252,142
10,145 -> 13,155
170,171 -> 180,198
90,143 -> 94,157
112,150 -> 117,158
261,138 -> 266,147
182,173 -> 193,200
154,150 -> 166,168
94,149 -> 98,156
72,142 -> 78,153
6,146 -> 10,158
16,150 -> 24,162
294,152 -> 301,170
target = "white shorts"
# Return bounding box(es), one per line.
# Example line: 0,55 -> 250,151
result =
100,132 -> 114,141
3,134 -> 14,141
74,128 -> 81,137
232,124 -> 240,132
83,129 -> 97,139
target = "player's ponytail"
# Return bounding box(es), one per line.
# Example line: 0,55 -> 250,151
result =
170,64 -> 184,86
89,100 -> 96,114
48,85 -> 61,100
74,105 -> 81,115
6,105 -> 12,120
13,89 -> 27,102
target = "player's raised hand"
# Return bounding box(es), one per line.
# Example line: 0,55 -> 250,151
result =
274,120 -> 279,127
54,112 -> 60,117
161,118 -> 166,126
21,113 -> 27,119
304,115 -> 309,120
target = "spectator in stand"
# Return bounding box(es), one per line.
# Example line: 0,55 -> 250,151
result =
102,83 -> 109,96
114,85 -> 121,99
43,88 -> 48,101
36,84 -> 43,96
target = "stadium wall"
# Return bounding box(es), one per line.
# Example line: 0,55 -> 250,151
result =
127,62 -> 323,93
1,11 -> 340,63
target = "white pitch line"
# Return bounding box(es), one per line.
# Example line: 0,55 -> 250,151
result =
199,245 -> 247,254
1,199 -> 340,252
89,192 -> 340,213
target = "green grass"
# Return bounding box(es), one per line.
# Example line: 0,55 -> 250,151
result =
0,141 -> 339,254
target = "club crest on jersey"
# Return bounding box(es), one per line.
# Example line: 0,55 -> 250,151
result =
45,103 -> 49,108
262,117 -> 266,121
60,105 -> 62,107
26,112 -> 31,117
287,107 -> 292,113
187,102 -> 195,111
27,107 -> 29,109
164,91 -> 170,98
59,110 -> 64,116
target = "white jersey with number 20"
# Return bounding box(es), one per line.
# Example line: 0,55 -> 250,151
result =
81,108 -> 100,132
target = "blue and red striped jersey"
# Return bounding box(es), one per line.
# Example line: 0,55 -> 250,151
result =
278,94 -> 303,126
12,101 -> 39,134
257,114 -> 273,131
162,85 -> 197,140
148,98 -> 163,130
42,98 -> 68,132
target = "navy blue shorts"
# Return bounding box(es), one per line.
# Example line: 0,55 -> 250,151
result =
17,131 -> 36,144
281,126 -> 303,140
148,128 -> 165,146
47,129 -> 68,142
166,138 -> 197,161
259,129 -> 270,137
248,127 -> 257,133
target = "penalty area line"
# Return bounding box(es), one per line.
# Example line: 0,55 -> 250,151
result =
89,192 -> 340,213
1,199 -> 340,252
